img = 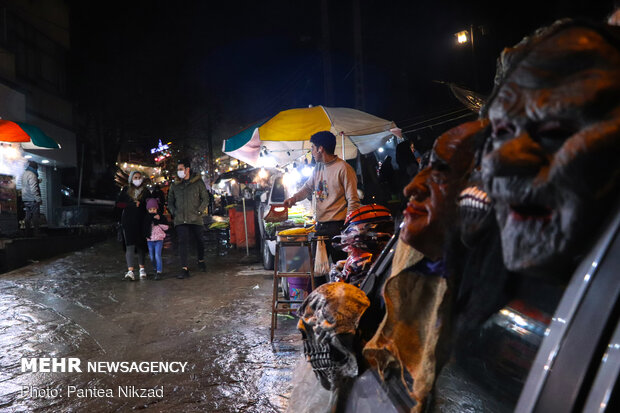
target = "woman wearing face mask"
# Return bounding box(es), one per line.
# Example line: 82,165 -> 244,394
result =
116,170 -> 149,280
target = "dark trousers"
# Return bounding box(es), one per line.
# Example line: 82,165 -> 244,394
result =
24,201 -> 40,231
315,220 -> 346,263
125,244 -> 146,268
176,224 -> 204,268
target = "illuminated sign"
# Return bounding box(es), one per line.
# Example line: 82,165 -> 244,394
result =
150,140 -> 170,154
152,139 -> 172,163
154,153 -> 171,163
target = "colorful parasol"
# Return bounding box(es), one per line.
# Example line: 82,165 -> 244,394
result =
0,120 -> 60,149
223,106 -> 400,167
222,119 -> 267,167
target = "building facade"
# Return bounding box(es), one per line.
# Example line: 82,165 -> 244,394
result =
0,0 -> 76,232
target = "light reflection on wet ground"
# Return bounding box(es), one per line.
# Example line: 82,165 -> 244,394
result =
0,239 -> 300,412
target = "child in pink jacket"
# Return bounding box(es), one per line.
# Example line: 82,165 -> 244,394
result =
144,198 -> 169,280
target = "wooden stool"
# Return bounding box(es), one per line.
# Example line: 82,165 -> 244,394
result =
270,235 -> 315,342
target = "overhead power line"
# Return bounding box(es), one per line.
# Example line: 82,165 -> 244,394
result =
401,112 -> 476,134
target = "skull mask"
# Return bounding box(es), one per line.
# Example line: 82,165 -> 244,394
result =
298,282 -> 370,391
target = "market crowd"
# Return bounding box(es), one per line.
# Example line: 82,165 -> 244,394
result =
116,158 -> 210,280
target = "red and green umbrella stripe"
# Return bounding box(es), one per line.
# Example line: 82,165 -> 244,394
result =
0,120 -> 60,149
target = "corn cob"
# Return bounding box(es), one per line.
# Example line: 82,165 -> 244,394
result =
277,225 -> 315,235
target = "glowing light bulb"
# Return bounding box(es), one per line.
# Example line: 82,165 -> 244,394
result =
456,30 -> 469,44
258,155 -> 277,168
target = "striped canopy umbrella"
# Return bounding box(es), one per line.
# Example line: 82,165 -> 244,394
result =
222,119 -> 267,167
223,106 -> 400,167
0,120 -> 60,149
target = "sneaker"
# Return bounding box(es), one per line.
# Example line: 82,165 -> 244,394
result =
198,261 -> 206,272
154,271 -> 163,281
139,268 -> 147,279
177,268 -> 190,279
124,270 -> 135,281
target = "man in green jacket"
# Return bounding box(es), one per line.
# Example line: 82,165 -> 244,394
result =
167,158 -> 209,279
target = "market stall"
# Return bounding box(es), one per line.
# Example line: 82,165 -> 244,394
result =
0,121 -> 62,234
223,105 -> 401,260
222,105 -> 402,168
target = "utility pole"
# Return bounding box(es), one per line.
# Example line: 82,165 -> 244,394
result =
206,108 -> 214,183
455,25 -> 481,91
470,24 -> 479,91
321,0 -> 335,106
353,0 -> 365,110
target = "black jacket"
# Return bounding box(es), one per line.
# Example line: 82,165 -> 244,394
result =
143,212 -> 169,240
117,185 -> 148,247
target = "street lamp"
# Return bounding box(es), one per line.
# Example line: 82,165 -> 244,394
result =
455,30 -> 469,44
454,24 -> 479,90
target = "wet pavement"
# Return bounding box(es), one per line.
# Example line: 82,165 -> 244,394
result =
0,239 -> 301,412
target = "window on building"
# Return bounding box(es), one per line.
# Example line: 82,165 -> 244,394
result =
3,10 -> 68,96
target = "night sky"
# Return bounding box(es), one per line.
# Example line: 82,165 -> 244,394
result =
69,0 -> 614,157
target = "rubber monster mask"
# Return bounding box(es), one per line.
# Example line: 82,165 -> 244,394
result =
364,119 -> 486,412
400,120 -> 486,259
482,21 -> 620,276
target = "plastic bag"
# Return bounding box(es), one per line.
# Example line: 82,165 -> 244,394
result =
314,237 -> 330,276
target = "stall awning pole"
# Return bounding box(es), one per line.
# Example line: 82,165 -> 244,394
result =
341,132 -> 345,159
242,198 -> 250,256
77,143 -> 85,210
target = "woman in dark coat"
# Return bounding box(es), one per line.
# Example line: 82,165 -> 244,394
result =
117,170 -> 149,280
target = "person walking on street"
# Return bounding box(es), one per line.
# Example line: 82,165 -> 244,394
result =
144,198 -> 169,280
117,170 -> 149,280
283,131 -> 361,264
21,161 -> 42,236
167,158 -> 209,279
146,183 -> 166,215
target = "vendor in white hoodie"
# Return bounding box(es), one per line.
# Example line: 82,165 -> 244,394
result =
284,131 -> 361,264
21,160 -> 42,236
